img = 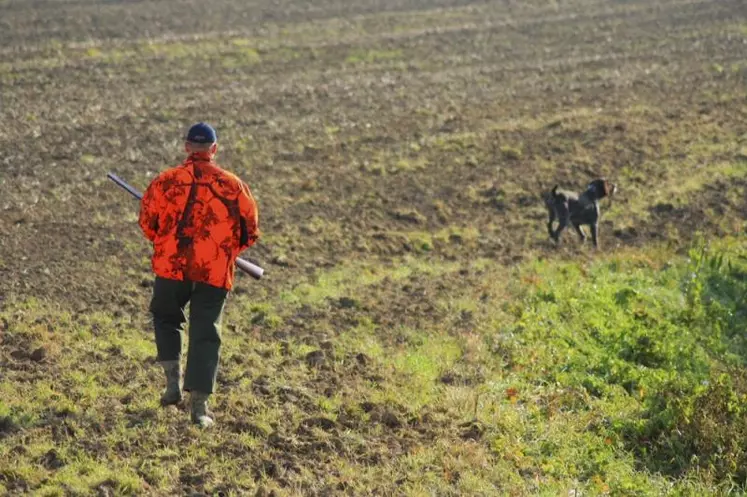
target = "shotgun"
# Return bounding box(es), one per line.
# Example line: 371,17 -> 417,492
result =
107,172 -> 264,280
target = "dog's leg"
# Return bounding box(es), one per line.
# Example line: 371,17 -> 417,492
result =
590,222 -> 599,249
552,205 -> 570,243
547,208 -> 556,239
573,223 -> 586,242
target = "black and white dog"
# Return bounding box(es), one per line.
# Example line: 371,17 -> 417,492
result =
543,178 -> 617,248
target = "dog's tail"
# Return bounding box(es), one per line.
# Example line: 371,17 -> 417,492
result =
537,180 -> 556,194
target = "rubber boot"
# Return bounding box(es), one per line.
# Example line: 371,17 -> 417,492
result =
159,360 -> 183,406
190,391 -> 215,428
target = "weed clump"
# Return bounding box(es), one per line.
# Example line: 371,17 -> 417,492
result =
511,238 -> 747,488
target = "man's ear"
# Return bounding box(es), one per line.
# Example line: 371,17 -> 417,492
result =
210,142 -> 218,155
185,142 -> 191,154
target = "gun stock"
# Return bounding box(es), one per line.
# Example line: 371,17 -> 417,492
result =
107,172 -> 264,280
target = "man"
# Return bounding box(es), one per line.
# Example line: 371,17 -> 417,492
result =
139,122 -> 259,428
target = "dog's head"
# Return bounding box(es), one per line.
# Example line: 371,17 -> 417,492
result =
586,178 -> 616,200
538,180 -> 556,207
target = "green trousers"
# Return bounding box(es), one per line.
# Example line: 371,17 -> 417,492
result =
149,277 -> 228,394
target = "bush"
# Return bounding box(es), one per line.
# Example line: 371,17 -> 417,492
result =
622,241 -> 747,485
513,238 -> 747,489
629,372 -> 747,484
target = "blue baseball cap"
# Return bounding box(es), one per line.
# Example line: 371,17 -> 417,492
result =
185,122 -> 217,144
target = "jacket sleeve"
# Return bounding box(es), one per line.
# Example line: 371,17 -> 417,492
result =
138,177 -> 161,242
237,181 -> 259,252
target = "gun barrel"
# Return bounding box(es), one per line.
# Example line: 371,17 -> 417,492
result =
107,172 -> 143,200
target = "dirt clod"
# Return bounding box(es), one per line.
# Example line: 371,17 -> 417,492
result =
459,420 -> 486,441
337,297 -> 359,309
0,416 -> 19,437
232,421 -> 269,438
355,352 -> 371,367
301,417 -> 337,431
267,432 -> 293,450
39,449 -> 66,470
304,350 -> 326,368
370,408 -> 402,429
252,376 -> 272,396
30,347 -> 47,362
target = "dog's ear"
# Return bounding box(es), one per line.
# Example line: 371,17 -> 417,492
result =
588,178 -> 607,197
606,180 -> 617,198
598,178 -> 617,197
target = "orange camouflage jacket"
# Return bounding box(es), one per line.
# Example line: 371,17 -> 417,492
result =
138,152 -> 259,290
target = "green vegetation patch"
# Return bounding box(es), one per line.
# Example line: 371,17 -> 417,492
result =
487,237 -> 747,491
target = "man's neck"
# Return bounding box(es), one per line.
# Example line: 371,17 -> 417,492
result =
188,151 -> 214,162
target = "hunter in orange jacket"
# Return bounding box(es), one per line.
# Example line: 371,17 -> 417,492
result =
139,123 -> 260,428
139,142 -> 259,290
